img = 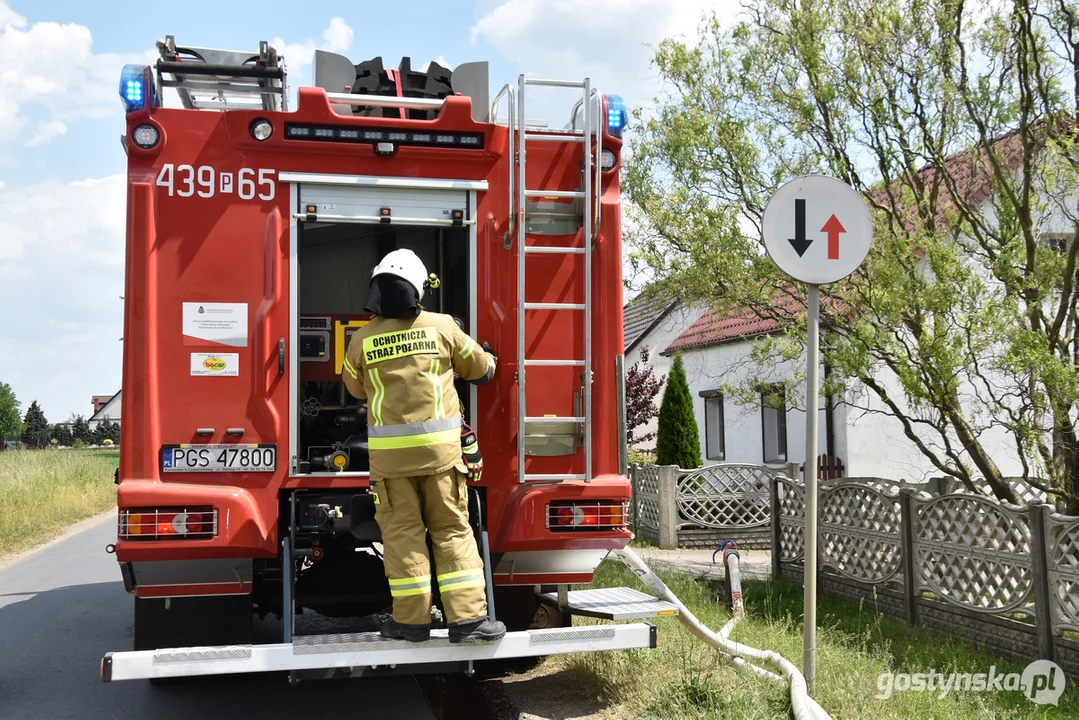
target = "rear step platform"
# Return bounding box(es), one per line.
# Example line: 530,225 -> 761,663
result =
101,624 -> 655,682
538,587 -> 680,621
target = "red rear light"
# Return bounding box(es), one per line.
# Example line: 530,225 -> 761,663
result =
546,501 -> 628,532
119,507 -> 217,540
554,507 -> 575,526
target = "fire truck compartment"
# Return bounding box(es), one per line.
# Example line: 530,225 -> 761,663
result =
295,210 -> 471,476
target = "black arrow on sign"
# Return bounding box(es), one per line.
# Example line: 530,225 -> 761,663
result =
788,198 -> 813,257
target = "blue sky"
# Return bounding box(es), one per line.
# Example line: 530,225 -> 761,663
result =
0,0 -> 727,422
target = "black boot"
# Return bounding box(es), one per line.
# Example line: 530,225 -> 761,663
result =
380,618 -> 431,642
448,618 -> 507,644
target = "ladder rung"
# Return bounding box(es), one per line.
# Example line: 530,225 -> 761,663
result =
523,78 -> 587,88
524,302 -> 586,310
524,132 -> 585,144
525,416 -> 585,423
524,360 -> 586,367
525,190 -> 585,200
524,246 -> 587,254
524,474 -> 588,481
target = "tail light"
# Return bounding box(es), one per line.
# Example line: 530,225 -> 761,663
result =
119,507 -> 218,540
546,501 -> 627,532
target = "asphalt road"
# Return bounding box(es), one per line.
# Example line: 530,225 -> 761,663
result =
0,515 -> 437,720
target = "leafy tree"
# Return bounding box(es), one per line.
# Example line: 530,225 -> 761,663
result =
51,423 -> 74,447
627,0 -> 1079,511
21,401 -> 49,449
626,345 -> 666,445
92,420 -> 120,446
0,382 -> 21,443
655,353 -> 702,468
71,415 -> 92,444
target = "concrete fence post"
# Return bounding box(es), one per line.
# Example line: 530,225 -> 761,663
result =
657,465 -> 679,550
770,474 -> 782,579
899,489 -> 919,625
1028,502 -> 1057,661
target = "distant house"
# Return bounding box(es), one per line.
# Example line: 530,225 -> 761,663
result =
89,391 -> 121,429
623,287 -> 701,450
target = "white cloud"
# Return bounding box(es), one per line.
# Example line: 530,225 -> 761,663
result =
471,0 -> 739,112
0,174 -> 125,419
26,119 -> 66,146
0,0 -> 22,29
273,16 -> 355,85
0,1 -> 154,147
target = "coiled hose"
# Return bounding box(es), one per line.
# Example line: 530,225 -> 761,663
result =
610,547 -> 831,720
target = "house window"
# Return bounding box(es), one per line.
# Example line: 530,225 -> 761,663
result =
701,392 -> 725,460
761,384 -> 787,463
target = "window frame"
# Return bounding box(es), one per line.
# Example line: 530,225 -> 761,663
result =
699,390 -> 725,461
760,383 -> 788,463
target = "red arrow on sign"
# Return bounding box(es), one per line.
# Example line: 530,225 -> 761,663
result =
821,214 -> 846,260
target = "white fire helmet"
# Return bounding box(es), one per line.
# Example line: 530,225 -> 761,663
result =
371,249 -> 427,298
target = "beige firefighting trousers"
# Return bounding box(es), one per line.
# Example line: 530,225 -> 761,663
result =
372,465 -> 487,626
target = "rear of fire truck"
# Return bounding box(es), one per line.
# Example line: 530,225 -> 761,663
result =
102,37 -> 677,683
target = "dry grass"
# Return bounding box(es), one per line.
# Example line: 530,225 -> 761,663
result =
0,449 -> 118,557
533,561 -> 1079,719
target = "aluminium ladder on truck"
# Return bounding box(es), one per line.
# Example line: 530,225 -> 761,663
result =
508,76 -> 604,484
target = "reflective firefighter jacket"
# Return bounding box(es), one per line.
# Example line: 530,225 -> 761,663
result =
342,311 -> 496,479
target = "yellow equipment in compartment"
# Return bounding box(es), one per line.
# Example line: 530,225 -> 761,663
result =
334,319 -> 369,375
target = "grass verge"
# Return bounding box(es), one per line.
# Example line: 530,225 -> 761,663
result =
0,449 -> 119,558
537,560 -> 1079,719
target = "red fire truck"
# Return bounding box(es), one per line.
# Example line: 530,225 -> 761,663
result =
101,37 -> 676,683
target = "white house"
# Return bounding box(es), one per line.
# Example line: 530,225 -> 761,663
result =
623,288 -> 701,451
662,304 -> 1034,480
88,390 -> 121,429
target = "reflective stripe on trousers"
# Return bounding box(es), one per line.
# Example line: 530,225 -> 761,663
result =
437,568 -> 485,594
388,575 -> 432,598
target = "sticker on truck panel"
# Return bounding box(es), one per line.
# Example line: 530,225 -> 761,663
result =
190,353 -> 239,376
183,302 -> 248,347
156,165 -> 276,201
161,444 -> 277,473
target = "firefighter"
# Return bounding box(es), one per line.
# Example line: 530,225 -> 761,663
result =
342,249 -> 506,644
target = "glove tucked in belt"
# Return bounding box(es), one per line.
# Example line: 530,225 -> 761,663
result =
461,423 -> 482,482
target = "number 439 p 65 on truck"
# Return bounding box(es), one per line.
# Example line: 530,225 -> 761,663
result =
101,36 -> 679,684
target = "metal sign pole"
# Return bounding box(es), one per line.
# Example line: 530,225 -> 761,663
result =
803,282 -> 820,690
761,174 -> 873,695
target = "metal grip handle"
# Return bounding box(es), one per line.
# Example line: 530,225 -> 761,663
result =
278,338 -> 285,376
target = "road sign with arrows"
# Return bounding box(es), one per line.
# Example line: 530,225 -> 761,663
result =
762,175 -> 872,285
759,173 -> 873,691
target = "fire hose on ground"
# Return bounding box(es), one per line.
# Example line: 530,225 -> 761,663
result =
610,546 -> 832,720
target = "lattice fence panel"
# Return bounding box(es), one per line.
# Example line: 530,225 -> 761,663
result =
1048,515 -> 1079,633
777,477 -> 805,562
819,484 -> 902,584
676,465 -> 773,530
914,495 -> 1034,614
634,465 -> 660,533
